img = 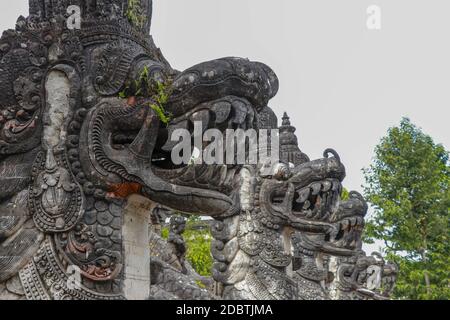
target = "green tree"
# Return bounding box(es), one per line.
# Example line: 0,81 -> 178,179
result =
363,118 -> 450,300
161,216 -> 213,277
184,217 -> 213,277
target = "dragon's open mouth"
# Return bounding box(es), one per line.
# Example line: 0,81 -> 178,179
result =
325,191 -> 367,251
296,213 -> 365,257
153,163 -> 241,195
270,176 -> 366,255
291,179 -> 342,221
326,215 -> 365,250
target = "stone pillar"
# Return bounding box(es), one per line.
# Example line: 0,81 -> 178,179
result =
122,194 -> 154,300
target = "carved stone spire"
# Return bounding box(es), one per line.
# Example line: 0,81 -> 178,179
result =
28,0 -> 153,34
279,112 -> 309,167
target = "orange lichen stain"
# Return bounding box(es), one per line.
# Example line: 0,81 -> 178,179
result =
127,96 -> 137,107
107,182 -> 142,199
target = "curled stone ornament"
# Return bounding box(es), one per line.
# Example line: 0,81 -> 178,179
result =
30,150 -> 84,233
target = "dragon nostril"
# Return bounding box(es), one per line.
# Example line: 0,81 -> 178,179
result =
323,148 -> 341,164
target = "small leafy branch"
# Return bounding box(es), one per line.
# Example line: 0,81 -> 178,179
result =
126,0 -> 148,29
119,66 -> 148,99
119,66 -> 173,125
150,81 -> 172,125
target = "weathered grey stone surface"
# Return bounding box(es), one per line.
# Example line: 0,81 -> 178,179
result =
0,0 -> 397,300
122,194 -> 153,300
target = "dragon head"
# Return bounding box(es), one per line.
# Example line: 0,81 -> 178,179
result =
256,149 -> 368,259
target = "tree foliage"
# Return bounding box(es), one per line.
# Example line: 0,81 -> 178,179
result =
183,216 -> 213,277
363,118 -> 450,300
161,216 -> 213,277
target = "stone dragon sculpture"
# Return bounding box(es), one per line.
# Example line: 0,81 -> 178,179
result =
0,0 -> 397,300
210,112 -> 397,300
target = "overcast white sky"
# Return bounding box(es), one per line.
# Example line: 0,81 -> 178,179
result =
1,0 -> 449,253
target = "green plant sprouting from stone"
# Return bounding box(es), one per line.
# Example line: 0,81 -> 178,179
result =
119,65 -> 152,98
149,81 -> 172,125
126,0 -> 147,29
119,66 -> 173,125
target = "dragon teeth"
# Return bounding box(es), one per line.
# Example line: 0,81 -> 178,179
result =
302,200 -> 311,210
322,180 -> 332,192
296,188 -> 310,203
219,165 -> 228,186
332,180 -> 340,192
321,193 -> 328,216
311,183 -> 321,195
224,167 -> 236,186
